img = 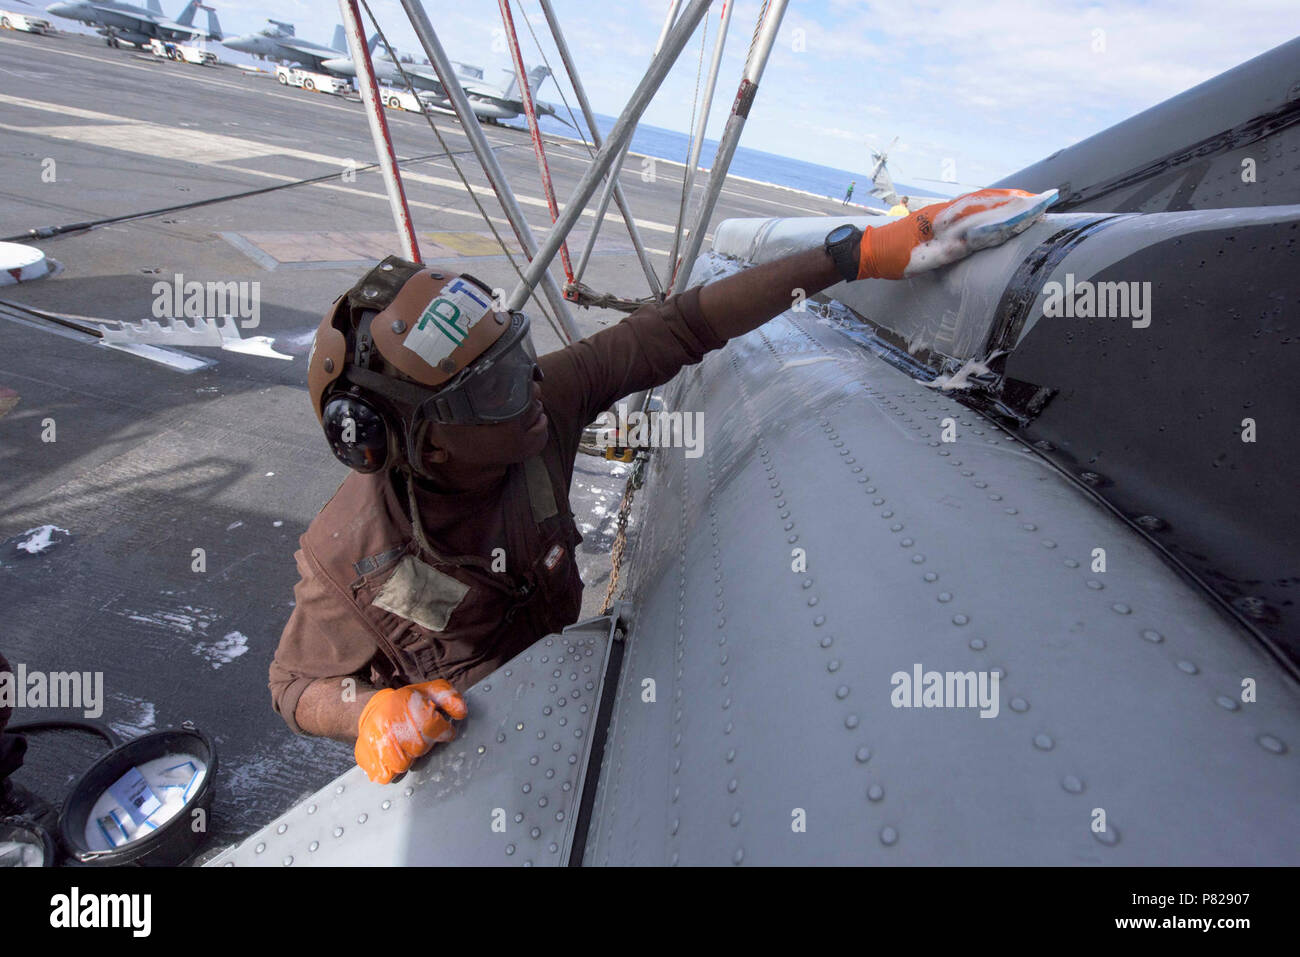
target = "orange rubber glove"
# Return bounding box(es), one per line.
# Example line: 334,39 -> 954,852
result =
858,188 -> 1058,280
355,679 -> 467,784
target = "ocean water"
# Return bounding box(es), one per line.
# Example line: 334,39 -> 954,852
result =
512,110 -> 951,203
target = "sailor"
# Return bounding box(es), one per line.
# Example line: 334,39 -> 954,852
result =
842,180 -> 855,205
271,187 -> 1057,784
889,195 -> 911,216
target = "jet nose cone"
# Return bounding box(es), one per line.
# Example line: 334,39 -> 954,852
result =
321,58 -> 354,75
46,2 -> 75,16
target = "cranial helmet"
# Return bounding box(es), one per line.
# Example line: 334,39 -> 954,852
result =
306,256 -> 540,478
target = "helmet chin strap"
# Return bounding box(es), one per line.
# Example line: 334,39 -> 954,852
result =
387,411 -> 442,558
397,422 -> 470,566
398,460 -> 523,597
401,417 -> 440,482
402,465 -> 438,560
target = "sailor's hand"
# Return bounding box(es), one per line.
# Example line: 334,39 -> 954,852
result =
857,188 -> 1058,280
354,679 -> 467,784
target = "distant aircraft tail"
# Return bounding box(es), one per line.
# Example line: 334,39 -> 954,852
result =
203,5 -> 221,41
331,24 -> 345,51
868,137 -> 901,205
267,18 -> 295,38
174,0 -> 199,26
869,161 -> 898,206
147,0 -> 163,14
367,32 -> 380,54
502,64 -> 551,101
174,2 -> 219,39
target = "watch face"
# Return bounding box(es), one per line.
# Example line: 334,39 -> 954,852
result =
827,224 -> 855,245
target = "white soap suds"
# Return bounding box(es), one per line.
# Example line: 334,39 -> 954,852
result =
125,604 -> 219,634
782,355 -> 840,369
194,631 -> 249,669
922,351 -> 1006,391
108,696 -> 158,740
15,525 -> 69,554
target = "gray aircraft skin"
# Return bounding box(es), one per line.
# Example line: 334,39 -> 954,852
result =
209,36 -> 1300,867
45,0 -> 222,45
221,20 -> 355,72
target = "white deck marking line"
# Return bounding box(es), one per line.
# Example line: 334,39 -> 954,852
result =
0,95 -> 684,236
0,34 -> 426,123
0,115 -> 672,257
0,46 -> 835,219
1,37 -> 844,220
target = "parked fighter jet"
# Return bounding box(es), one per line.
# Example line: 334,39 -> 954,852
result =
319,52 -> 561,124
463,64 -> 564,123
45,0 -> 221,47
222,19 -> 375,72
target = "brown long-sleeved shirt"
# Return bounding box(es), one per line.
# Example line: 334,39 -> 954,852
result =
269,285 -> 725,733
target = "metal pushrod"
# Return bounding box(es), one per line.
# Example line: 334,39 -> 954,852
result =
498,0 -> 574,284
339,0 -> 420,262
398,0 -> 580,342
671,0 -> 788,294
665,0 -> 733,286
537,0 -> 662,299
571,0 -> 686,286
506,0 -> 714,312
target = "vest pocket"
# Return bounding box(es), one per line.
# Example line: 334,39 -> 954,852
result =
372,555 -> 471,632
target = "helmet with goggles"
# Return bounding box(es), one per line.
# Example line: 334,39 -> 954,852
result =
307,256 -> 542,477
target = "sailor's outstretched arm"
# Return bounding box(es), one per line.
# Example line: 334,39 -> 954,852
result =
699,187 -> 1057,343
698,244 -> 841,342
543,188 -> 1055,430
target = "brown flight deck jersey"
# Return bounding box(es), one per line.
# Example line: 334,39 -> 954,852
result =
269,286 -> 724,733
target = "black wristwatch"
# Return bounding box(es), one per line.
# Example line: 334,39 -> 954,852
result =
824,224 -> 863,283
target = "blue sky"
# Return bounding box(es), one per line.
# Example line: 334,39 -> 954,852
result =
48,0 -> 1298,186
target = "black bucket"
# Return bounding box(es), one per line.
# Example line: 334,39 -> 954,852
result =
0,817 -> 56,867
58,724 -> 217,866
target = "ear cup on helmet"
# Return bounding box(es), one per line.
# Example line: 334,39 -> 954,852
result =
322,394 -> 392,472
